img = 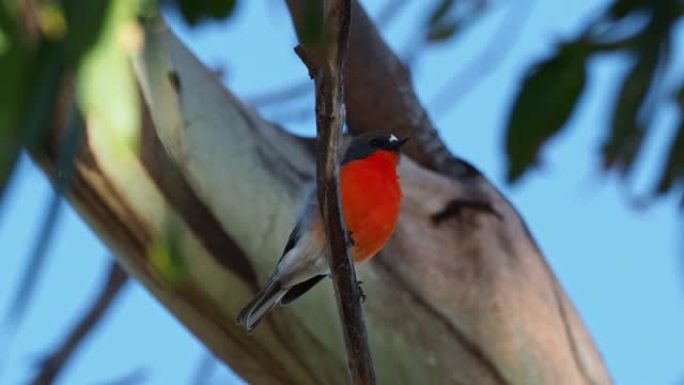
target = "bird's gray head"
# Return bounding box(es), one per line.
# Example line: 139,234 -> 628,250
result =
342,131 -> 409,164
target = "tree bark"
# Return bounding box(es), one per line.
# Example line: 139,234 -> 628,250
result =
31,7 -> 613,385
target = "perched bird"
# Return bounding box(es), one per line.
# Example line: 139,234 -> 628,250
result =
237,131 -> 408,332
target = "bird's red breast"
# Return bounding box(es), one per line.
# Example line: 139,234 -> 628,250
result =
340,150 -> 402,263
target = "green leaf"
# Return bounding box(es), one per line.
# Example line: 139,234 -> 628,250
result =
0,8 -> 26,201
504,43 -> 588,183
654,120 -> 684,196
608,0 -> 650,20
654,86 -> 684,198
62,0 -> 111,62
149,218 -> 187,283
602,51 -> 658,174
168,0 -> 237,26
297,0 -> 324,47
76,0 -> 142,154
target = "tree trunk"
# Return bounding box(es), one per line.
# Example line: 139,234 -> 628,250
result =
31,7 -> 613,385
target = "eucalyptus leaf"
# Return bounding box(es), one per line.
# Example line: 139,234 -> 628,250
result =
505,43 -> 588,183
0,12 -> 25,202
608,0 -> 650,20
76,0 -> 142,154
168,0 -> 237,26
655,121 -> 684,196
602,52 -> 658,174
654,86 -> 684,198
63,0 -> 111,62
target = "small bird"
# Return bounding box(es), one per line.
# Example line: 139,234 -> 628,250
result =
237,131 -> 408,332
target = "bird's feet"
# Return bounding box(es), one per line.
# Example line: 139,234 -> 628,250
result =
346,230 -> 356,247
357,280 -> 366,304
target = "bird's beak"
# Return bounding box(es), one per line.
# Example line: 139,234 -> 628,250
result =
390,137 -> 410,151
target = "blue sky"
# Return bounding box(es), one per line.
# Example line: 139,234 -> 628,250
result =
1,1 -> 683,384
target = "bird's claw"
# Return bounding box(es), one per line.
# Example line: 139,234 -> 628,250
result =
346,230 -> 355,247
357,280 -> 366,303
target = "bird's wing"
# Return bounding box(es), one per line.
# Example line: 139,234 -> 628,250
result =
277,220 -> 302,264
280,274 -> 326,305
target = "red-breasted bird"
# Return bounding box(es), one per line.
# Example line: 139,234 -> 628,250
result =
237,131 -> 408,332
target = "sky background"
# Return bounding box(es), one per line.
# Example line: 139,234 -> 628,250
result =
1,1 -> 683,384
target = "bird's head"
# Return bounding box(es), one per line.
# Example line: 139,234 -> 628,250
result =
342,131 -> 409,165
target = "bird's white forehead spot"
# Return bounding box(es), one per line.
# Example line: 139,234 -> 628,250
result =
389,134 -> 398,142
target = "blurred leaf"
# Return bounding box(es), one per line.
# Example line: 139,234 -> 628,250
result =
608,0 -> 650,20
654,86 -> 684,197
149,219 -> 186,283
23,43 -> 65,150
602,52 -> 658,173
37,2 -> 67,41
167,0 -> 237,26
655,120 -> 684,196
76,0 -> 142,154
0,6 -> 28,202
505,43 -> 588,183
6,191 -> 63,322
62,0 -> 111,62
296,0 -> 324,46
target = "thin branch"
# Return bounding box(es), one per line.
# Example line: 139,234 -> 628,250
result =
6,191 -> 63,324
295,0 -> 375,383
29,260 -> 128,385
189,351 -> 216,385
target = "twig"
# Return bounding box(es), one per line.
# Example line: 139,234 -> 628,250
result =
6,192 -> 63,324
93,367 -> 148,385
295,0 -> 376,383
245,81 -> 312,107
429,0 -> 533,117
29,260 -> 128,385
189,351 -> 216,384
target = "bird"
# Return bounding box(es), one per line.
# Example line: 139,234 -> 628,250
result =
236,131 -> 408,332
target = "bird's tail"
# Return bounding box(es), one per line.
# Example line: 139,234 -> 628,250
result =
237,276 -> 287,332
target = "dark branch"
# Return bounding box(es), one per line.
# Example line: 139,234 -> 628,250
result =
29,260 -> 128,385
296,0 -> 376,383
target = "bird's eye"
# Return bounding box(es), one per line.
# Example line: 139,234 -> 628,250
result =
369,138 -> 380,147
